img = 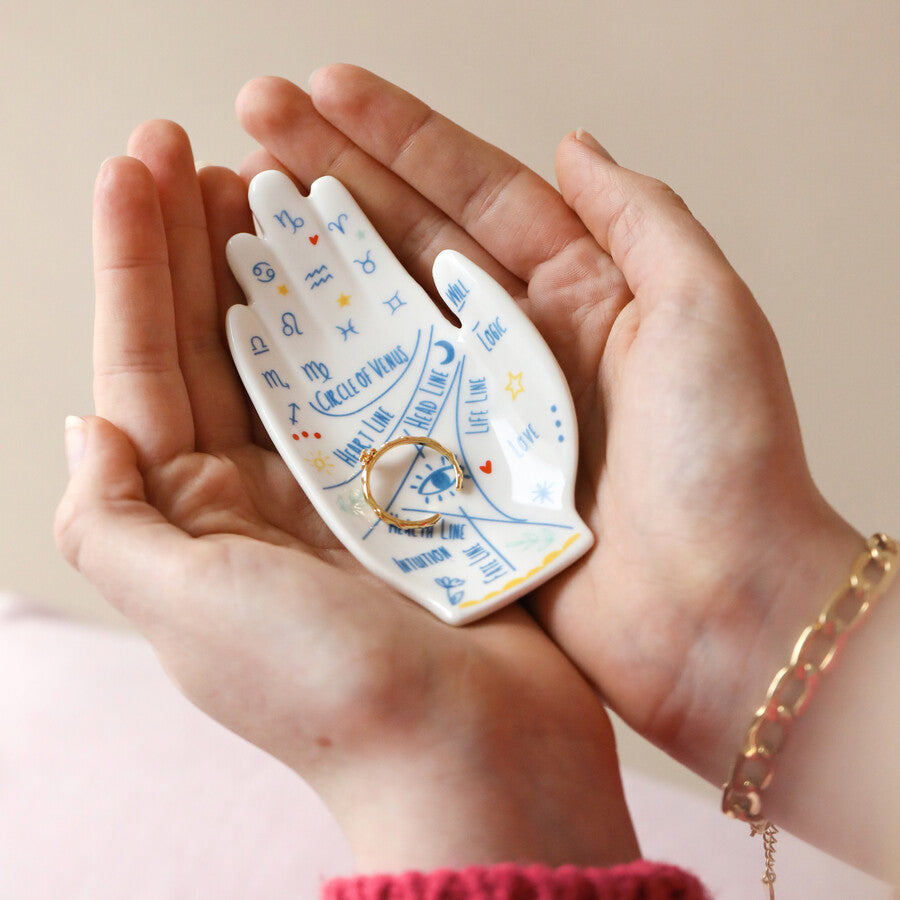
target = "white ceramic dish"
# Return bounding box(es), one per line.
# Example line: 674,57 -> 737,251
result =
226,172 -> 592,624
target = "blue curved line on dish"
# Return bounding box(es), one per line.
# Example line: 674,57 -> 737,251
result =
309,329 -> 422,418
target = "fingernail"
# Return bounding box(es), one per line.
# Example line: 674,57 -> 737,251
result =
575,128 -> 614,160
65,416 -> 86,476
307,67 -> 322,90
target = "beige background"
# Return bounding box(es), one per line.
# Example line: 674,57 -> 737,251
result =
2,0 -> 898,836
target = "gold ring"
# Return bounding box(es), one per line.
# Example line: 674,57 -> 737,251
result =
359,435 -> 464,530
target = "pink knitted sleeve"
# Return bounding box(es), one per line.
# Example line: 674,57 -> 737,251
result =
322,860 -> 709,899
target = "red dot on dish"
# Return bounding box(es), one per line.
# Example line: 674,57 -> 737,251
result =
314,432 -> 321,439
302,431 -> 309,438
292,433 -> 300,441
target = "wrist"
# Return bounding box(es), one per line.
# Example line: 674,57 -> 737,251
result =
311,661 -> 640,873
688,516 -> 899,879
761,534 -> 900,878
332,760 -> 636,874
671,505 -> 864,786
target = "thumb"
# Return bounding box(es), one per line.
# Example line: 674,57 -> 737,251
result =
555,131 -> 740,301
54,415 -> 196,630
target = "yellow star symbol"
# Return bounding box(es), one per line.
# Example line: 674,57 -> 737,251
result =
505,371 -> 524,400
336,293 -> 351,307
277,284 -> 289,295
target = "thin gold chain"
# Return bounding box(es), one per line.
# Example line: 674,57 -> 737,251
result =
750,821 -> 778,898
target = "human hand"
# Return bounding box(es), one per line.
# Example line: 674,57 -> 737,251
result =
234,66 -> 862,789
54,120 -> 638,873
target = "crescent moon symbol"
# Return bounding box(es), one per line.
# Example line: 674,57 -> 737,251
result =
434,339 -> 455,365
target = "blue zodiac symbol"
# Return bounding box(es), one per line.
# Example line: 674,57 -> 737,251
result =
273,210 -> 304,233
305,265 -> 334,290
434,576 -> 465,606
281,312 -> 302,336
252,261 -> 275,283
383,291 -> 406,315
327,213 -> 348,234
288,402 -> 302,425
336,319 -> 358,341
249,335 -> 269,355
353,251 -> 376,275
262,370 -> 290,390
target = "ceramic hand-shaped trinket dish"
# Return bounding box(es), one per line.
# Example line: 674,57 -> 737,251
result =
226,172 -> 592,624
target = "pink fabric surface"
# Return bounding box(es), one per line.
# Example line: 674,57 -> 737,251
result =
0,592 -> 354,898
0,591 -> 891,899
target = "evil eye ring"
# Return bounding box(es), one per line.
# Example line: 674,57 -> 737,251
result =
359,435 -> 464,530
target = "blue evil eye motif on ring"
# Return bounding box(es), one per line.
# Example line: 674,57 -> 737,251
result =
414,461 -> 461,502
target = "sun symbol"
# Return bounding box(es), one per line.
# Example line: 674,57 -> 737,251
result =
306,450 -> 335,474
531,481 -> 554,504
413,460 -> 458,504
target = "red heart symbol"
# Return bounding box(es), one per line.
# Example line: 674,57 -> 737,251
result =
309,234 -> 319,245
479,460 -> 492,474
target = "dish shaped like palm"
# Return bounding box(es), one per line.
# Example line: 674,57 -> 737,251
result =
227,171 -> 591,623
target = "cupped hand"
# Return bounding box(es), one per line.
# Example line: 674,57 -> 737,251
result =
54,120 -> 638,872
234,65 -> 862,786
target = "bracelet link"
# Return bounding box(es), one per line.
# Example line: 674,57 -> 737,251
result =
850,532 -> 896,593
789,622 -> 840,673
767,662 -> 820,718
745,706 -> 792,758
821,584 -> 870,634
722,782 -> 763,821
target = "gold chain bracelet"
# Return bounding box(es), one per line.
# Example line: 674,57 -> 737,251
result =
722,533 -> 898,898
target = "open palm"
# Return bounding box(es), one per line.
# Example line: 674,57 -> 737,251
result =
55,103 -> 639,869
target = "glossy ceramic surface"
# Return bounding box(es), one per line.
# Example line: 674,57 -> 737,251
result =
226,171 -> 592,624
